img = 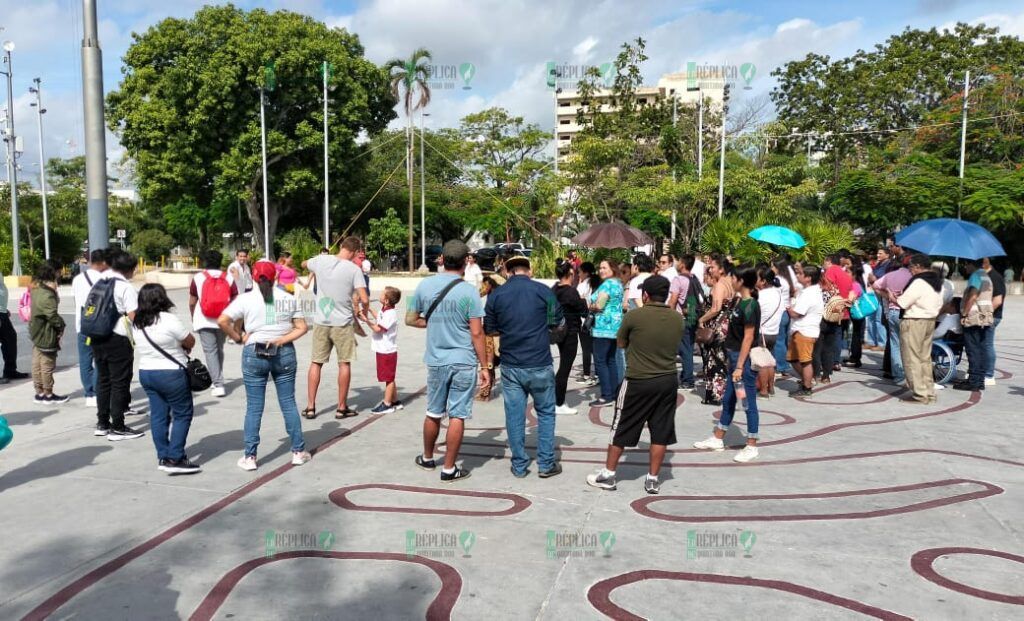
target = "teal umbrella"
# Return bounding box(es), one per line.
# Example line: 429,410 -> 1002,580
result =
748,225 -> 806,249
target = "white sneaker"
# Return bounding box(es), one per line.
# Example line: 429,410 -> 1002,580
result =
291,451 -> 312,466
237,455 -> 258,471
934,382 -> 945,391
733,446 -> 759,463
984,377 -> 996,387
555,404 -> 578,415
211,385 -> 226,397
693,436 -> 725,451
85,396 -> 97,407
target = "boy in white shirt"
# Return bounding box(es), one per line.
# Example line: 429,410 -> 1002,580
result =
71,249 -> 107,406
368,286 -> 402,414
787,265 -> 825,397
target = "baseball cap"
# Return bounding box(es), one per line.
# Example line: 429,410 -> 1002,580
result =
641,275 -> 670,299
252,259 -> 277,283
442,239 -> 470,263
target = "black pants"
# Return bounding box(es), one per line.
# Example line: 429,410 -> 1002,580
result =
849,317 -> 865,364
555,333 -> 579,406
0,311 -> 17,376
92,334 -> 134,429
813,320 -> 842,379
578,330 -> 593,376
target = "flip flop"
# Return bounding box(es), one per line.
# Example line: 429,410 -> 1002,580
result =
335,407 -> 359,419
301,407 -> 317,419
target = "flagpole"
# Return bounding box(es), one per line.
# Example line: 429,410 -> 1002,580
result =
957,69 -> 969,221
322,61 -> 330,246
259,87 -> 270,257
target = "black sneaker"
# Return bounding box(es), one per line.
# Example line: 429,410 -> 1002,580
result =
952,383 -> 982,392
160,457 -> 201,475
33,394 -> 47,404
440,466 -> 471,482
94,423 -> 110,437
124,407 -> 143,416
107,426 -> 145,441
415,455 -> 437,470
589,398 -> 615,408
511,466 -> 529,479
679,381 -> 695,390
644,477 -> 661,495
45,393 -> 71,404
4,371 -> 29,380
392,399 -> 405,410
789,386 -> 813,397
538,462 -> 562,478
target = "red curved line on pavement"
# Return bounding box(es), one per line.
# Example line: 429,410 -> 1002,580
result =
792,379 -> 899,405
442,402 -> 537,431
329,483 -> 531,517
630,478 -> 1003,522
587,570 -> 912,620
911,547 -> 1024,605
189,551 -> 462,621
711,409 -> 796,427
587,392 -> 685,429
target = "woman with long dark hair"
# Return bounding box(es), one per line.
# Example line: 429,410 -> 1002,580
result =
589,259 -> 625,407
132,283 -> 200,474
695,264 -> 761,462
574,262 -> 601,386
552,262 -> 588,415
218,260 -> 310,471
755,265 -> 784,397
696,254 -> 735,405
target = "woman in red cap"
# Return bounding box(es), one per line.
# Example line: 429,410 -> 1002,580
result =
218,259 -> 311,471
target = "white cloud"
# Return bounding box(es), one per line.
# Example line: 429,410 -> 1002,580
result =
942,12 -> 1024,37
776,18 -> 814,33
572,37 -> 599,62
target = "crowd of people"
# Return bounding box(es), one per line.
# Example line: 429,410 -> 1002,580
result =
0,236 -> 1008,492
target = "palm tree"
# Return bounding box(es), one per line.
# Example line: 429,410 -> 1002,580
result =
384,48 -> 432,271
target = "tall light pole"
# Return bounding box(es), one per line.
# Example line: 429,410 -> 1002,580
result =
2,40 -> 21,275
957,69 -> 970,221
29,78 -> 51,260
259,88 -> 271,258
697,86 -> 704,178
419,111 -> 429,270
670,94 -> 677,242
82,0 -> 109,254
322,61 -> 331,247
717,84 -> 730,219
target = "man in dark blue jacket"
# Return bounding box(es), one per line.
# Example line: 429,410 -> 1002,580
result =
485,256 -> 564,478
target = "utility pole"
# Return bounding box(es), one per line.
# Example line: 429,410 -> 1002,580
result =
671,94 -> 677,242
419,111 -> 428,270
957,69 -> 970,221
82,0 -> 109,254
322,61 -> 330,247
407,117 -> 414,272
697,86 -> 704,178
30,78 -> 51,259
2,40 -> 22,275
717,84 -> 730,219
259,88 -> 270,258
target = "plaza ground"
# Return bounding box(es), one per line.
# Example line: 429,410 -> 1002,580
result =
0,284 -> 1021,620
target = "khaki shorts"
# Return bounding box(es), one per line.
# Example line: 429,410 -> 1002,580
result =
787,332 -> 816,364
311,324 -> 357,364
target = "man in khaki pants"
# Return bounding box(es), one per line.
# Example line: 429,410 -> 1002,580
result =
897,254 -> 944,404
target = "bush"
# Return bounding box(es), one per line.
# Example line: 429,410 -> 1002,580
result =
0,244 -> 43,276
699,215 -> 857,265
131,229 -> 175,263
276,228 -> 322,271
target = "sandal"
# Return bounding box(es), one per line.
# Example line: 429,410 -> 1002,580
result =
301,407 -> 317,419
335,407 -> 359,419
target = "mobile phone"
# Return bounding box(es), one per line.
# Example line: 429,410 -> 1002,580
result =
255,342 -> 279,358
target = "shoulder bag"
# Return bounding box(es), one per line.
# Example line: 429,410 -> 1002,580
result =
141,327 -> 212,392
424,278 -> 464,323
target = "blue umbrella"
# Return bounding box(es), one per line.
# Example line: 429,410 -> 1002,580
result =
748,225 -> 806,249
894,218 -> 1005,260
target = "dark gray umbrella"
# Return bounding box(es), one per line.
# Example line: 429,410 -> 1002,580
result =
571,222 -> 653,249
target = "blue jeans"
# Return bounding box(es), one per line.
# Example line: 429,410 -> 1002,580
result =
886,308 -> 905,382
140,368 -> 193,461
242,343 -> 305,457
773,311 -> 792,373
677,324 -> 696,384
500,366 -> 557,474
963,326 -> 990,389
616,347 -> 626,380
592,338 -> 620,400
77,332 -> 97,397
426,364 -> 477,420
717,350 -> 759,438
985,318 -> 1000,379
866,306 -> 885,347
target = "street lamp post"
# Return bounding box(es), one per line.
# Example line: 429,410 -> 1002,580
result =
259,88 -> 271,258
30,78 -> 51,260
322,61 -> 330,247
82,0 -> 110,254
717,84 -> 730,219
1,40 -> 21,275
419,111 -> 429,270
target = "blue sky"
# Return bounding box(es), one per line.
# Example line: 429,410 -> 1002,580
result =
2,0 -> 1022,184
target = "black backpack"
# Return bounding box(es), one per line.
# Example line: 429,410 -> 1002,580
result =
81,278 -> 123,338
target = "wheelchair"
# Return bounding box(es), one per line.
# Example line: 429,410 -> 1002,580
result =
931,332 -> 964,385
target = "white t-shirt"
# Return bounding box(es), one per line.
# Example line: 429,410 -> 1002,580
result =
100,273 -> 138,338
71,268 -> 104,332
228,260 -> 253,292
758,287 -> 785,336
190,270 -> 236,331
627,273 -> 651,301
305,254 -> 366,326
791,284 -> 824,338
776,272 -> 792,309
221,288 -> 302,345
133,312 -> 189,370
371,307 -> 398,354
464,263 -> 483,289
576,280 -> 593,300
692,259 -> 707,285
934,313 -> 962,338
661,266 -> 679,281
361,259 -> 372,275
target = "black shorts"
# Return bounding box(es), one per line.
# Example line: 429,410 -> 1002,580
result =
609,374 -> 678,447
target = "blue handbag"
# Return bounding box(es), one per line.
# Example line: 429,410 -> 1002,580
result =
850,290 -> 879,320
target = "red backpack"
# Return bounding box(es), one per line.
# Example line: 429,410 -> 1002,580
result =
199,271 -> 232,318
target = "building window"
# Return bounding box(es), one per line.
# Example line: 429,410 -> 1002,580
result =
638,98 -> 647,104
559,101 -> 570,107
559,119 -> 570,125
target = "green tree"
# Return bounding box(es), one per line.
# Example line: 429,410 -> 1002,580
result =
107,5 -> 395,252
365,207 -> 407,265
131,229 -> 175,262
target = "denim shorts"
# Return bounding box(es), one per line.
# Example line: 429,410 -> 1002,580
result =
425,364 -> 477,420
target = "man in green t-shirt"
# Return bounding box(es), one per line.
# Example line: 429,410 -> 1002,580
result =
586,276 -> 683,495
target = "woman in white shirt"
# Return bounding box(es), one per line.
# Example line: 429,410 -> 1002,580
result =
771,258 -> 798,374
574,262 -> 600,385
218,260 -> 310,472
755,266 -> 785,397
132,284 -> 200,475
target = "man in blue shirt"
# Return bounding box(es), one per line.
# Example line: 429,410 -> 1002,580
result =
485,255 -> 564,478
406,240 -> 488,482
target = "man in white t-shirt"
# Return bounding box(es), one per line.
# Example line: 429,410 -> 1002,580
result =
692,256 -> 707,289
626,254 -> 655,309
92,250 -> 144,440
463,253 -> 483,289
189,249 -> 238,397
658,253 -> 678,281
301,236 -> 369,417
71,249 -> 108,406
228,249 -> 253,293
786,264 -> 825,397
